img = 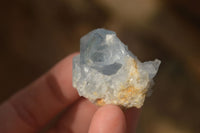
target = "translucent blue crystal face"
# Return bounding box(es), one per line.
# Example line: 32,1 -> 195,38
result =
73,28 -> 161,108
80,29 -> 129,75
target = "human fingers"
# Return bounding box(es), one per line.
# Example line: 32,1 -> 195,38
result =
0,53 -> 80,133
124,107 -> 140,133
49,101 -> 140,133
88,105 -> 126,133
49,98 -> 98,133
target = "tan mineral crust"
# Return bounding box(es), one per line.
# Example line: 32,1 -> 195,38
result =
73,29 -> 161,108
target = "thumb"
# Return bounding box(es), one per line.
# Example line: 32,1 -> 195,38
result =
89,105 -> 126,133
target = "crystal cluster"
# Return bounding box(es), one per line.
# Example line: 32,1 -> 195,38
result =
73,29 -> 161,108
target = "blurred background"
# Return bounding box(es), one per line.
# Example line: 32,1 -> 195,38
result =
0,0 -> 200,132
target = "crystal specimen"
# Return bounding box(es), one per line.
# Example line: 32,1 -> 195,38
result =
73,28 -> 161,108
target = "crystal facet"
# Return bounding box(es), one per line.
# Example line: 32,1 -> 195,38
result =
73,28 -> 161,108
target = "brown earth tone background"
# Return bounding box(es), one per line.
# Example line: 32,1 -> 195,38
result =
0,0 -> 200,133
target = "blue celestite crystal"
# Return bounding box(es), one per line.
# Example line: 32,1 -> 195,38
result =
73,28 -> 161,108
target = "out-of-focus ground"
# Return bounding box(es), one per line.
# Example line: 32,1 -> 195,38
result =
0,0 -> 200,132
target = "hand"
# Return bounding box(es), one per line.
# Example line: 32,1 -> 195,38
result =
0,53 -> 140,133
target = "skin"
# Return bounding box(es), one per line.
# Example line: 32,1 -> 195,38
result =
0,53 -> 140,133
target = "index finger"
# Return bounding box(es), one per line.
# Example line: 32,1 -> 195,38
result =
0,53 -> 80,133
125,107 -> 140,133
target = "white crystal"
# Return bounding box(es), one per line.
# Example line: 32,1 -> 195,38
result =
73,28 -> 161,108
